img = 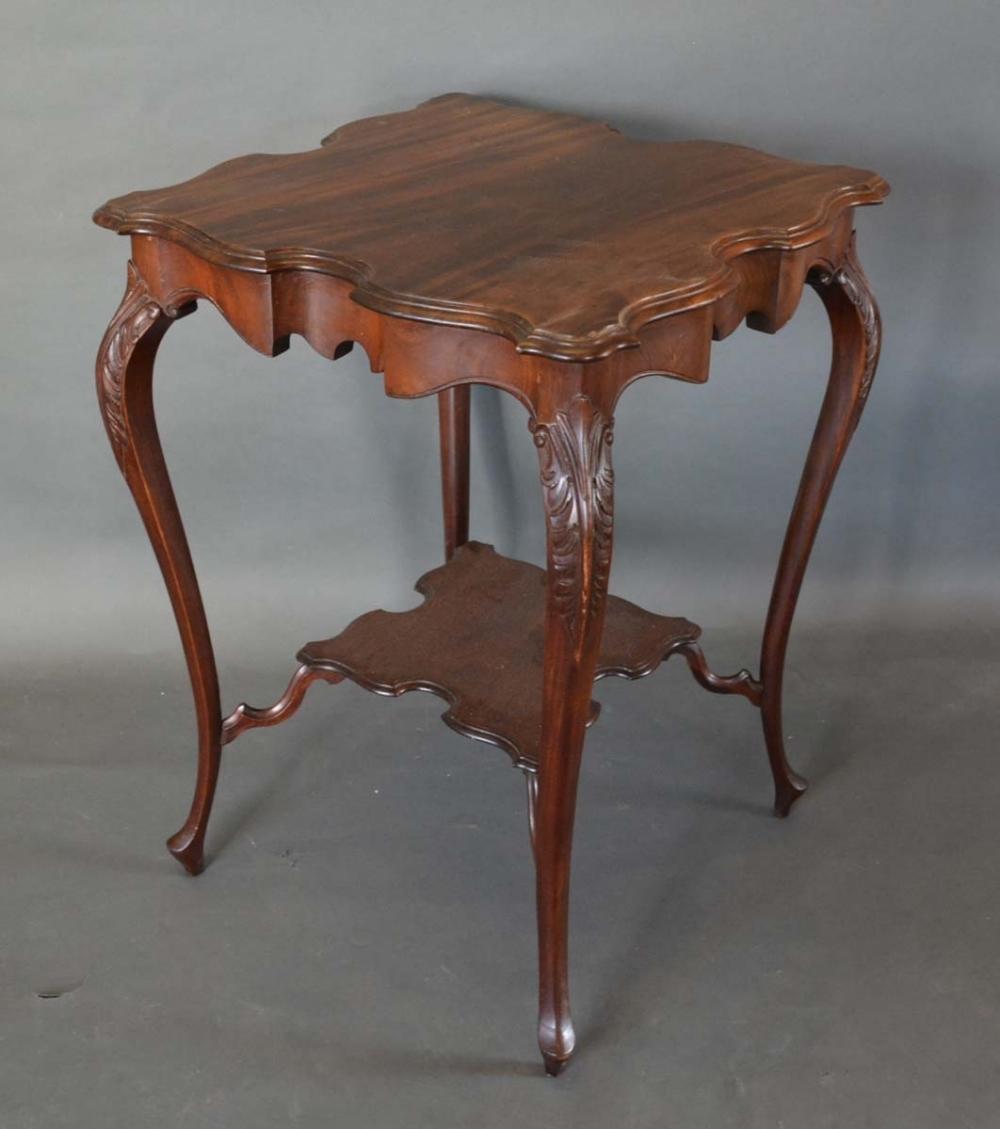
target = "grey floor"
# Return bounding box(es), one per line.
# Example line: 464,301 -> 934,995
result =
2,612 -> 999,1128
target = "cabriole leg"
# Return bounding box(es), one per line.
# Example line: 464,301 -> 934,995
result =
760,236 -> 881,815
530,392 -> 615,1076
438,385 -> 470,560
96,262 -> 222,875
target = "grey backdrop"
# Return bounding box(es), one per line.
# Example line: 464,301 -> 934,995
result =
2,2 -> 999,1127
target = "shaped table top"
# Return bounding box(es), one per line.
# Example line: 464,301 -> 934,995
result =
95,94 -> 888,362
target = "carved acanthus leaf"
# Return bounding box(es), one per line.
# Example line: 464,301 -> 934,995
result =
812,236 -> 881,407
96,262 -> 162,467
530,396 -> 614,644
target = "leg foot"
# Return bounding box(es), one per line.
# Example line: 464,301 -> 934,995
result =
771,761 -> 808,818
166,727 -> 222,875
761,688 -> 809,817
541,1035 -> 575,1077
167,818 -> 214,876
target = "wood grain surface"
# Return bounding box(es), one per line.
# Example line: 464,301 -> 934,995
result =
95,93 -> 887,361
299,541 -> 699,770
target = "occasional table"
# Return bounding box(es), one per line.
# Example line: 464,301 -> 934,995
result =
94,94 -> 888,1074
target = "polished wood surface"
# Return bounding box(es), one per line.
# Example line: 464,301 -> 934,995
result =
95,93 -> 886,362
94,95 -> 887,1075
95,264 -> 220,876
300,541 -> 698,769
437,385 -> 470,560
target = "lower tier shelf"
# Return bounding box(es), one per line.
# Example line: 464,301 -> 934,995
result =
298,541 -> 700,770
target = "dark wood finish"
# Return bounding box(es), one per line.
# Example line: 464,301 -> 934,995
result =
94,94 -> 887,369
221,664 -> 344,745
678,641 -> 762,705
437,386 -> 470,559
299,541 -> 698,770
758,236 -> 882,815
96,265 -> 221,877
94,94 -> 887,1074
529,389 -> 616,1072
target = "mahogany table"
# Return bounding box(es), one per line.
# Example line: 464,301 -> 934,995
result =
94,94 -> 888,1075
